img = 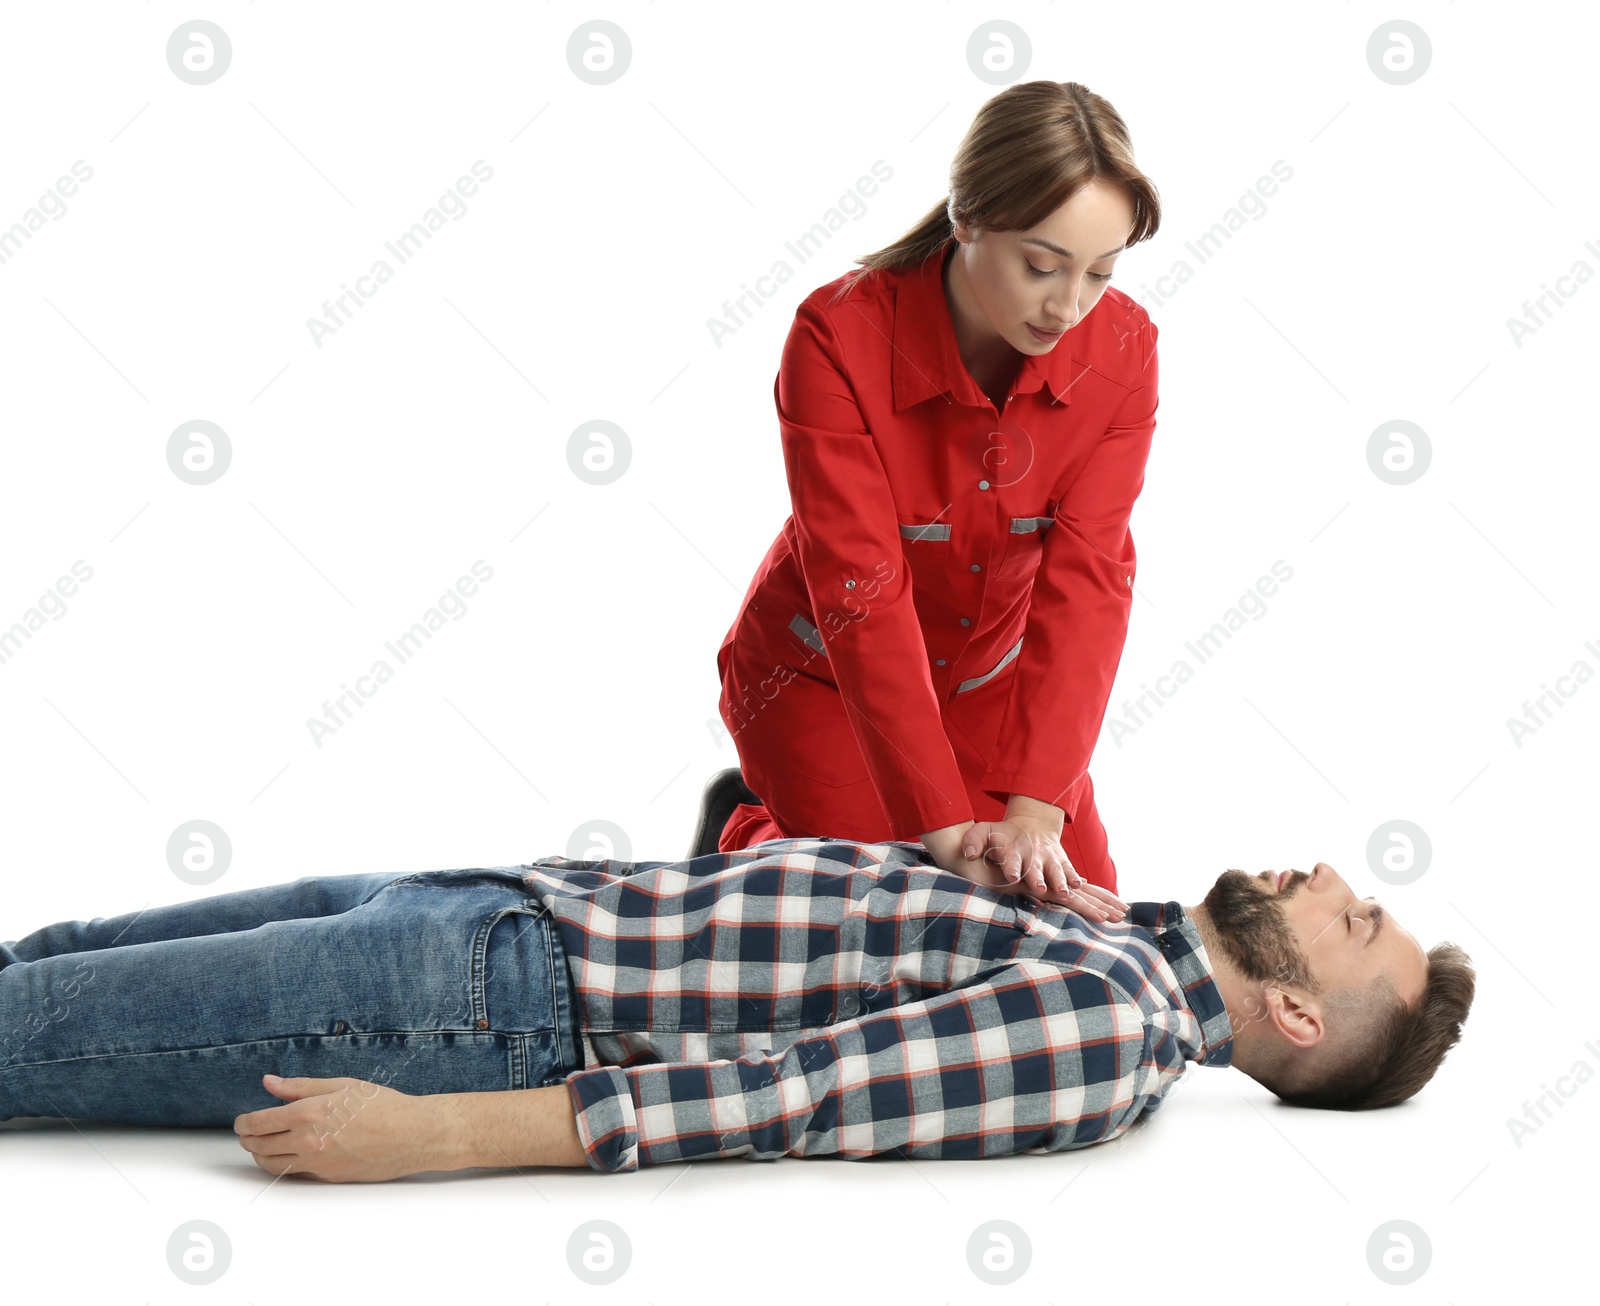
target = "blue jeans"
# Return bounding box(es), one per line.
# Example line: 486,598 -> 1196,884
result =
0,866 -> 583,1126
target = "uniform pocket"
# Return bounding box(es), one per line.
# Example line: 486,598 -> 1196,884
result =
995,512 -> 1054,583
952,635 -> 1024,697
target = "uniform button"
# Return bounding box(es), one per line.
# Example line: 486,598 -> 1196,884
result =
960,617 -> 971,626
476,1018 -> 489,1029
845,578 -> 857,589
970,564 -> 982,573
978,479 -> 990,490
935,658 -> 946,666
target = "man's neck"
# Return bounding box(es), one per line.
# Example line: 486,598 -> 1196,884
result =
1184,902 -> 1262,1073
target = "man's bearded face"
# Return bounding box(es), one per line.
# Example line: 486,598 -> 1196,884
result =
1201,869 -> 1320,995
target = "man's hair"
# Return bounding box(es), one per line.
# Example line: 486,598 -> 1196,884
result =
1254,941 -> 1476,1110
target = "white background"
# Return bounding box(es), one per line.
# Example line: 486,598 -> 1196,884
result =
1,1 -> 1592,1300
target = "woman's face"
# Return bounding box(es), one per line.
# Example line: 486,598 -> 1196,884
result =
952,179 -> 1136,355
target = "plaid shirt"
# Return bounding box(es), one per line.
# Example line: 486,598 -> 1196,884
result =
520,836 -> 1233,1173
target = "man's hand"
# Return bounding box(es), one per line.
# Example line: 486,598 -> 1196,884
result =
234,1073 -> 460,1183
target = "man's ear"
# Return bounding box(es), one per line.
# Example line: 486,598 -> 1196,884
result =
1262,985 -> 1325,1050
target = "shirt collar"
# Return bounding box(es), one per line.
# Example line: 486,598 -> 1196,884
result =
1124,900 -> 1236,1067
889,234 -> 1080,414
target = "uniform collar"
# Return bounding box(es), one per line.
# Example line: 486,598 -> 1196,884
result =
1124,900 -> 1236,1067
889,234 -> 1080,414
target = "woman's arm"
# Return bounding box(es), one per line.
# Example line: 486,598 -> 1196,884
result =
776,298 -> 974,838
1004,793 -> 1064,836
979,317 -> 1161,818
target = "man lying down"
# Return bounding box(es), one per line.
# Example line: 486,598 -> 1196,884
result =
0,835 -> 1475,1182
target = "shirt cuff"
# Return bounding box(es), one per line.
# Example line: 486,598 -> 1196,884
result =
565,1066 -> 640,1173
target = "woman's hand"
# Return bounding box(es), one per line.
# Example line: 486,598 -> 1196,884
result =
920,820 -> 1127,922
964,816 -> 1078,898
920,821 -> 982,879
1031,876 -> 1129,922
234,1073 -> 460,1182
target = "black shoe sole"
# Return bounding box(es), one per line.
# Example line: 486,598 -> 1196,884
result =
688,767 -> 762,859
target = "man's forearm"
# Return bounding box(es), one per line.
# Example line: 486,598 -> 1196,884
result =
434,1084 -> 591,1170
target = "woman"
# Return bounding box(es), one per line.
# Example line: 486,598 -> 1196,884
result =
716,80 -> 1161,907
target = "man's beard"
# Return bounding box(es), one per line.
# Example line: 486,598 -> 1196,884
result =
1201,870 -> 1320,994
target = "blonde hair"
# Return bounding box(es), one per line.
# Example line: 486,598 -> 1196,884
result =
828,79 -> 1161,305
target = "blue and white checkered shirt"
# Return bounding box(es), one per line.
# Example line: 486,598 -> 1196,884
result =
520,836 -> 1233,1172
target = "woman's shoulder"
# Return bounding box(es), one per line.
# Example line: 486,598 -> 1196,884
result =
770,264 -> 900,366
1092,285 -> 1157,345
796,258 -> 902,325
1075,286 -> 1158,387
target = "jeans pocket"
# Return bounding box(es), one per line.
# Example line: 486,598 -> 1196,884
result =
476,901 -> 562,1038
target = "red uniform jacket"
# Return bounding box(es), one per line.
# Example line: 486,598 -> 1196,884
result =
718,234 -> 1160,847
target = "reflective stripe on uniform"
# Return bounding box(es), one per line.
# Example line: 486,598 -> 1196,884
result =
786,622 -> 1022,691
955,635 -> 1024,694
789,613 -> 828,657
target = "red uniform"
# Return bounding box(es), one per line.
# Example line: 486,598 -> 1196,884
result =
716,235 -> 1159,891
